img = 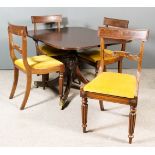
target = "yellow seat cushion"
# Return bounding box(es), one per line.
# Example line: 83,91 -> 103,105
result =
84,72 -> 137,98
79,49 -> 119,63
39,45 -> 66,57
15,55 -> 63,70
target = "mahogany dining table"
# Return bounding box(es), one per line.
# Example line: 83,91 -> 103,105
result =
28,27 -> 125,109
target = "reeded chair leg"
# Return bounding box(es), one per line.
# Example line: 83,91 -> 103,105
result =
118,60 -> 122,73
128,106 -> 137,144
9,67 -> 19,99
59,72 -> 64,98
99,100 -> 104,111
20,73 -> 32,110
81,97 -> 88,133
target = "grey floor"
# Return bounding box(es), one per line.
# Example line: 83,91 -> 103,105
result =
0,69 -> 155,146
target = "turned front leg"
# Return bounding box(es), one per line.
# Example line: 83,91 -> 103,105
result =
81,97 -> 88,133
59,72 -> 64,98
128,106 -> 137,144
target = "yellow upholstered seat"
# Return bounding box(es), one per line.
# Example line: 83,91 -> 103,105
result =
84,72 -> 137,98
39,45 -> 66,57
15,55 -> 63,70
79,49 -> 119,63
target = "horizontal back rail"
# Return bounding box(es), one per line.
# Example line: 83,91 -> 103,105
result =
114,51 -> 139,61
13,44 -> 22,54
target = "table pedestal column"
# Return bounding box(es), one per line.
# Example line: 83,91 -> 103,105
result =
59,52 -> 89,109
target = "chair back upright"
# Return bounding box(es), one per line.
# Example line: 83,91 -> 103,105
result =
8,23 -> 31,72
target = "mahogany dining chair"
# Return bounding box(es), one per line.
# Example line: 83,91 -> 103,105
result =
80,27 -> 149,143
8,23 -> 64,110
